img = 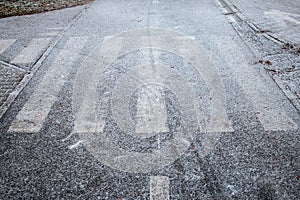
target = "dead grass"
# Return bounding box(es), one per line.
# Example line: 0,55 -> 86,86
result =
0,0 -> 94,18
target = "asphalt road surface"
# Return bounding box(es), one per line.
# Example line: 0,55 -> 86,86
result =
0,0 -> 299,199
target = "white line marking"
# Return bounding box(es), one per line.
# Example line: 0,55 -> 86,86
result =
125,34 -> 233,133
39,32 -> 60,37
72,29 -> 233,174
216,36 -> 297,131
135,84 -> 169,138
47,27 -> 64,30
134,49 -> 169,137
11,38 -> 52,64
198,132 -> 221,158
9,37 -> 88,133
73,31 -> 233,135
68,140 -> 83,150
264,10 -> 300,26
174,36 -> 233,133
72,36 -> 123,134
150,176 -> 170,200
149,2 -> 160,27
109,63 -> 198,172
0,39 -> 16,54
39,27 -> 63,37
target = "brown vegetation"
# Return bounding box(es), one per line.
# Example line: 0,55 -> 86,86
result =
0,0 -> 94,18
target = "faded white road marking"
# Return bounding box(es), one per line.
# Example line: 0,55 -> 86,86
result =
0,39 -> 16,54
126,33 -> 233,133
135,85 -> 169,138
9,37 -> 87,133
109,63 -> 198,172
39,32 -> 60,37
150,0 -> 161,27
150,176 -> 170,200
198,132 -> 221,158
216,36 -> 297,131
174,36 -> 233,133
47,27 -> 64,30
111,63 -> 197,138
134,48 -> 168,137
73,28 -> 232,173
72,36 -> 123,134
265,10 -> 300,26
141,46 -> 161,64
11,38 -> 52,64
39,27 -> 63,37
68,140 -> 83,150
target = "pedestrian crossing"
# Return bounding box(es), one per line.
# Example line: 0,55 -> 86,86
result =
0,39 -> 16,54
8,37 -> 88,133
2,32 -> 298,135
72,36 -> 124,134
0,37 -> 52,67
11,38 -> 52,65
215,36 -> 298,131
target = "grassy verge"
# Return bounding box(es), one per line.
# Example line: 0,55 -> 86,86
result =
0,0 -> 94,18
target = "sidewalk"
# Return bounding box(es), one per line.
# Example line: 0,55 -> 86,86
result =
226,0 -> 300,45
218,0 -> 300,111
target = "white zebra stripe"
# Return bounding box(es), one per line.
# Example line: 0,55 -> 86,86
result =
150,176 -> 170,200
134,47 -> 169,137
135,84 -> 169,138
9,37 -> 88,133
216,36 -> 297,131
0,39 -> 16,54
11,38 -> 51,64
72,36 -> 124,134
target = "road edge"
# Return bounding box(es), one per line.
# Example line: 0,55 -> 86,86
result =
215,0 -> 300,112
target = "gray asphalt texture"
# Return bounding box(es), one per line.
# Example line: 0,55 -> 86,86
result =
0,0 -> 299,199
